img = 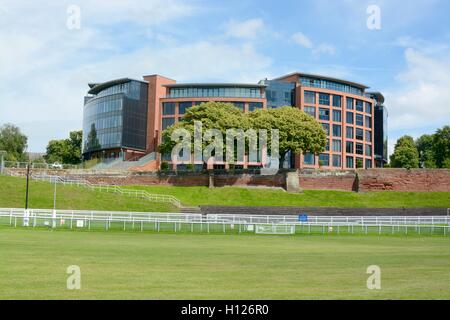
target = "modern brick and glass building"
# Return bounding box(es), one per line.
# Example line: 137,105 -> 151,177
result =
82,72 -> 388,170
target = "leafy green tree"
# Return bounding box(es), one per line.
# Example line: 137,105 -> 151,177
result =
248,106 -> 327,165
44,140 -> 66,164
159,102 -> 249,158
416,134 -> 436,168
0,123 -> 28,162
159,102 -> 327,168
390,135 -> 419,169
44,130 -> 82,164
432,125 -> 450,168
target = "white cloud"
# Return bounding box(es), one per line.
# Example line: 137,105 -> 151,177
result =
225,18 -> 265,39
386,48 -> 450,130
291,32 -> 335,56
0,2 -> 273,152
291,32 -> 313,49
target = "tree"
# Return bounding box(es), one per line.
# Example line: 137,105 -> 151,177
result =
159,102 -> 249,159
44,130 -> 82,164
390,135 -> 419,169
432,125 -> 450,168
0,123 -> 28,162
248,106 -> 327,165
416,134 -> 436,168
159,102 -> 327,168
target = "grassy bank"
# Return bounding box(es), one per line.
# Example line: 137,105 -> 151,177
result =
126,185 -> 450,208
0,176 -> 176,212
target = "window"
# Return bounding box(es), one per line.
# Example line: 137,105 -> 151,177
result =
356,114 -> 364,126
304,91 -> 316,104
356,128 -> 364,140
365,116 -> 372,128
319,108 -> 330,121
162,117 -> 175,130
304,106 -> 316,118
346,97 -> 354,110
319,93 -> 330,105
346,111 -> 354,124
178,102 -> 192,115
332,124 -> 342,137
346,156 -> 354,169
332,110 -> 341,122
319,154 -> 330,166
365,145 -> 372,156
321,123 -> 330,135
365,130 -> 372,142
356,100 -> 364,112
162,102 -> 176,115
356,143 -> 364,155
346,141 -> 354,154
325,140 -> 330,151
248,102 -> 263,111
346,126 -> 354,139
332,139 -> 341,152
365,102 -> 372,114
304,152 -> 315,165
332,155 -> 341,167
366,159 -> 372,169
332,95 -> 342,108
356,158 -> 364,168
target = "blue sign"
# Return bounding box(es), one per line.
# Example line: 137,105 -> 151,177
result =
298,214 -> 308,222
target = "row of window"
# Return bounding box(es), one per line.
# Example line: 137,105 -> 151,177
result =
304,153 -> 373,168
304,106 -> 372,128
300,77 -> 364,96
167,87 -> 264,99
162,101 -> 263,116
304,91 -> 372,113
326,140 -> 373,155
84,95 -> 123,119
94,81 -> 142,100
82,115 -> 122,133
320,123 -> 372,142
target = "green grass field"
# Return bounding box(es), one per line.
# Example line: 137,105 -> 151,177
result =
0,176 -> 176,212
125,185 -> 450,208
0,227 -> 449,300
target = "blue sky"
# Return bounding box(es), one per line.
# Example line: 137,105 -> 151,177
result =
1,0 -> 449,155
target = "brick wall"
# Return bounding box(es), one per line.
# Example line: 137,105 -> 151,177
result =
5,168 -> 450,192
299,171 -> 357,192
358,169 -> 450,192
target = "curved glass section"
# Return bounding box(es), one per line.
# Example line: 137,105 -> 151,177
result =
95,81 -> 141,99
300,76 -> 363,96
82,80 -> 148,158
83,94 -> 123,153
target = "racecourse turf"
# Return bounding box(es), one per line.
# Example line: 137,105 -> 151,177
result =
0,227 -> 449,299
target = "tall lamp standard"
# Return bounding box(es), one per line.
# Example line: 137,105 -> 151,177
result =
52,175 -> 57,228
24,162 -> 31,226
0,151 -> 6,175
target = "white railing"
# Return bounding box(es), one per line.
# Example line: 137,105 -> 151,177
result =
207,214 -> 450,226
1,208 -> 449,236
5,173 -> 182,208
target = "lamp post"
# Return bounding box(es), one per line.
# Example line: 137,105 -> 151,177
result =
52,176 -> 57,228
0,151 -> 6,175
23,162 -> 31,227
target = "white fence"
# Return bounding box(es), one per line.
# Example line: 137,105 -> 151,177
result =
207,214 -> 450,226
1,208 -> 449,236
5,173 -> 182,208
